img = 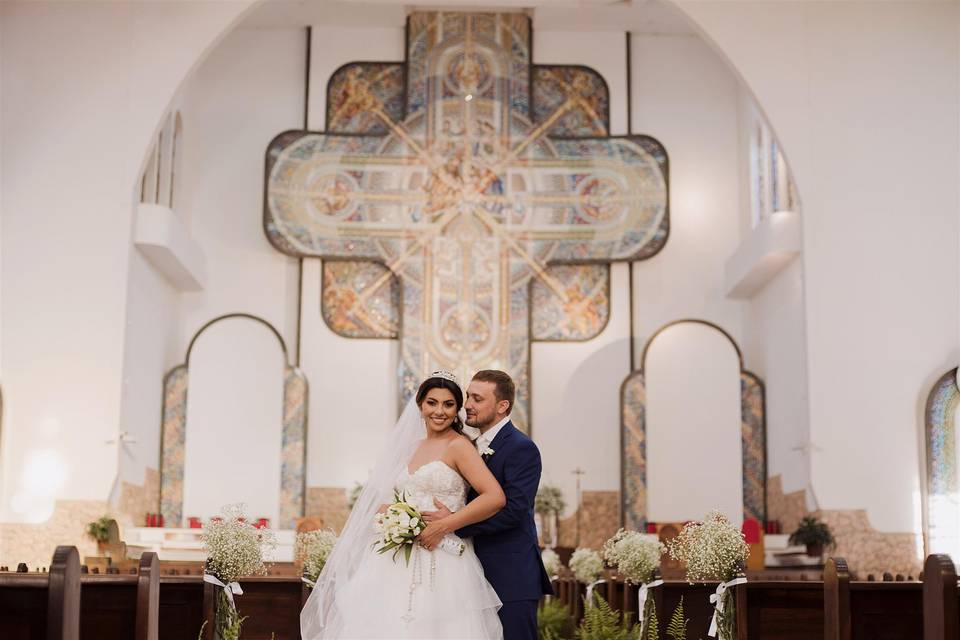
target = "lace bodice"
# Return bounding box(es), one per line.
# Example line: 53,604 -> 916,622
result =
399,460 -> 468,513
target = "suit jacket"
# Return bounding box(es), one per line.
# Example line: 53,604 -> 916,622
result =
457,422 -> 553,602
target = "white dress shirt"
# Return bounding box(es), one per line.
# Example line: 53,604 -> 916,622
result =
476,416 -> 511,452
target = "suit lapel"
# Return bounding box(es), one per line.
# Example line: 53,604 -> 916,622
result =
485,421 -> 515,464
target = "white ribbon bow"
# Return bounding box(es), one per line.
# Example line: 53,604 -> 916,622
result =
707,576 -> 747,637
203,573 -> 244,610
301,576 -> 316,588
637,579 -> 664,624
585,578 -> 606,608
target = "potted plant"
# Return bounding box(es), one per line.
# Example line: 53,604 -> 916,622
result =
86,516 -> 115,551
789,516 -> 835,557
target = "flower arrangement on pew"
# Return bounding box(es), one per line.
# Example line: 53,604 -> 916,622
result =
602,529 -> 665,637
569,547 -> 605,608
535,485 -> 566,548
666,511 -> 748,640
541,548 -> 562,578
297,529 -> 338,587
201,503 -> 276,640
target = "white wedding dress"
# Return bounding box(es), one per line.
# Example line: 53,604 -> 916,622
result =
330,460 -> 503,639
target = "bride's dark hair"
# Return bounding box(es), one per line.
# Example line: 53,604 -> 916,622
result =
415,377 -> 465,435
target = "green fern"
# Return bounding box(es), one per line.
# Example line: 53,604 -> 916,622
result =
539,598 -> 575,640
641,604 -> 659,640
576,593 -> 638,640
666,597 -> 688,640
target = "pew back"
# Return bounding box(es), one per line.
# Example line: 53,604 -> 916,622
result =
0,546 -> 80,640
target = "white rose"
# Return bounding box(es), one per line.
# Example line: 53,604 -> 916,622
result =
410,517 -> 419,527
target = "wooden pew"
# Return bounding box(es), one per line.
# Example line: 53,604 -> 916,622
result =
79,552 -> 159,640
825,556 -> 923,639
735,579 -> 823,640
923,553 -> 959,640
158,576 -> 214,640
233,576 -> 311,639
0,545 -> 81,640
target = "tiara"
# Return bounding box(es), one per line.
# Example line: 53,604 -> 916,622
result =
429,370 -> 459,385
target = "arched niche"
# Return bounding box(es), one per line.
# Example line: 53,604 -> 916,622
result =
925,368 -> 960,558
160,314 -> 308,528
621,319 -> 766,529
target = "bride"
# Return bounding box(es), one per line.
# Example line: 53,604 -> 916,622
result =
301,371 -> 507,639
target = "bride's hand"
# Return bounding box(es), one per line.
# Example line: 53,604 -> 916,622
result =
421,497 -> 452,523
376,504 -> 389,514
418,520 -> 451,551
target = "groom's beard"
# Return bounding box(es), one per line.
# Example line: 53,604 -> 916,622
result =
465,410 -> 496,431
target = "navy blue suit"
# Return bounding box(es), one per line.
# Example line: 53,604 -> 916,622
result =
457,422 -> 553,640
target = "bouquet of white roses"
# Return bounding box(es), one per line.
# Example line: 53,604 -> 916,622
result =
373,489 -> 465,565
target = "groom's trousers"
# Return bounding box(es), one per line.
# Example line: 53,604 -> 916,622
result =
498,599 -> 538,640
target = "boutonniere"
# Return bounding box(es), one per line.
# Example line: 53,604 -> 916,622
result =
480,446 -> 495,459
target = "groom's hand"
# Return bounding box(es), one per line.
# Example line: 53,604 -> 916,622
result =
421,497 -> 453,523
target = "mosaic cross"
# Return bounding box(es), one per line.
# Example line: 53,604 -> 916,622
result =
265,11 -> 668,430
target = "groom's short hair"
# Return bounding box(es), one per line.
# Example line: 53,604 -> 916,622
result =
472,370 -> 515,413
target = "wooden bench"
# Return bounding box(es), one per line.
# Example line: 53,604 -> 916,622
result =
0,545 -> 81,640
158,576 -> 215,640
80,552 -> 159,640
232,576 -> 311,639
825,556 -> 923,639
922,553 -> 959,640
735,579 -> 823,639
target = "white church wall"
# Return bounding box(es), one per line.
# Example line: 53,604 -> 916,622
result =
0,0 -> 256,525
744,257 -> 810,498
115,249 -> 182,490
628,33 -> 745,351
530,264 -> 631,513
676,0 -> 959,538
646,322 -> 744,524
182,316 -> 285,525
299,259 -> 399,491
177,27 -> 303,357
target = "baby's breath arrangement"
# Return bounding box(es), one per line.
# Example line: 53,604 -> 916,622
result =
541,548 -> 562,577
666,511 -> 747,583
297,529 -> 338,585
602,529 -> 664,584
666,511 -> 747,640
569,547 -> 604,585
202,504 -> 275,582
201,504 -> 275,640
535,485 -> 566,515
603,528 -> 664,637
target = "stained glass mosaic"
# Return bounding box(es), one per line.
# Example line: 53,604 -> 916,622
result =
265,12 -> 669,430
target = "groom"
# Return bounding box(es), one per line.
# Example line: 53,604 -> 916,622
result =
421,370 -> 553,640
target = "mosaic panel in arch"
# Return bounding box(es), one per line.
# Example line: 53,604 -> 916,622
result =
265,11 -> 669,431
280,366 -> 308,528
925,368 -> 960,554
741,371 -> 767,523
322,261 -> 400,338
620,367 -> 768,527
159,360 -> 309,528
621,371 -> 647,532
159,365 -> 188,527
531,264 -> 609,341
